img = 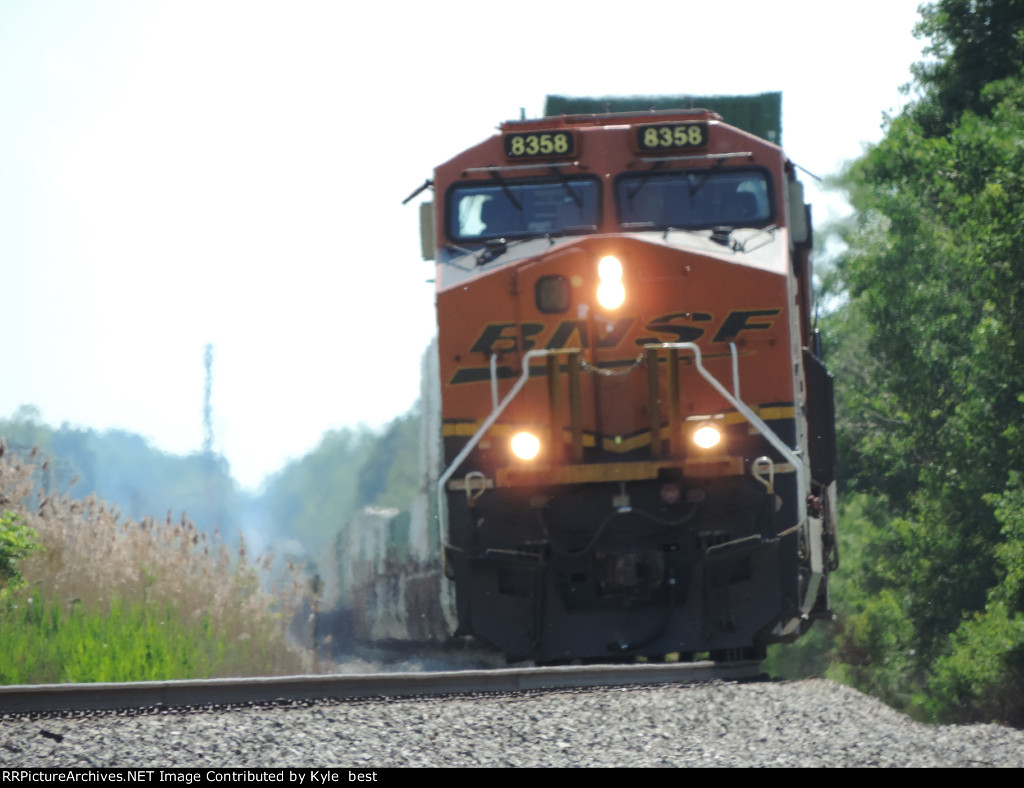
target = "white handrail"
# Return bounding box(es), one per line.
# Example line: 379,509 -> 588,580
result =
644,341 -> 819,613
729,341 -> 741,400
436,348 -> 557,563
489,353 -> 499,410
437,342 -> 821,615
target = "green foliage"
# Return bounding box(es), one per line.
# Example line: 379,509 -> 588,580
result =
0,441 -> 311,683
0,510 -> 38,597
763,624 -> 834,680
823,3 -> 1024,725
820,298 -> 917,507
262,427 -> 376,550
832,588 -> 923,714
990,475 -> 1024,610
911,0 -> 1024,135
2,401 -> 425,617
837,84 -> 1024,654
765,493 -> 914,689
262,409 -> 423,554
0,590 -> 283,684
928,601 -> 1024,725
0,398 -> 426,682
356,410 -> 421,510
925,477 -> 1024,723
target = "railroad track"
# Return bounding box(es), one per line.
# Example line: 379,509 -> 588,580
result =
0,660 -> 763,715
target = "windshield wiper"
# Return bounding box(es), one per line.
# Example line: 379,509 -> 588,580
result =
624,216 -> 777,255
473,226 -> 599,266
622,221 -> 708,242
548,165 -> 583,208
487,169 -> 523,214
440,244 -> 480,270
625,157 -> 723,206
705,225 -> 778,253
687,158 -> 726,200
625,160 -> 666,205
477,238 -> 510,265
732,225 -> 777,253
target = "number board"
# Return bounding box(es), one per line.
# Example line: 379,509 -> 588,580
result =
504,131 -> 577,159
636,123 -> 709,152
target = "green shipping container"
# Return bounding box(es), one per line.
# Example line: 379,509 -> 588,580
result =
544,92 -> 782,145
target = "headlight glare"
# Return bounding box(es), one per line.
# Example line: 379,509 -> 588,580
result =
692,424 -> 723,450
596,255 -> 626,309
597,280 -> 626,310
510,431 -> 542,461
597,255 -> 623,280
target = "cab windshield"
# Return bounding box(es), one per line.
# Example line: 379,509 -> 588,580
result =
615,168 -> 773,229
447,177 -> 601,243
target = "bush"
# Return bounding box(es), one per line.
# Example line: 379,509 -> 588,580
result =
0,509 -> 38,598
928,602 -> 1024,725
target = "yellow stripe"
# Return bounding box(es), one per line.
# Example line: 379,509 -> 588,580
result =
720,405 -> 795,425
451,460 -> 796,492
442,405 -> 795,440
496,456 -> 745,487
600,432 -> 651,452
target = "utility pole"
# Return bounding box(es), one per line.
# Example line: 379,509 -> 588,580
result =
203,343 -> 214,458
201,342 -> 222,532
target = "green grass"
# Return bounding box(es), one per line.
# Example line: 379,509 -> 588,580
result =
1,592 -> 232,683
0,589 -> 303,684
0,441 -> 312,684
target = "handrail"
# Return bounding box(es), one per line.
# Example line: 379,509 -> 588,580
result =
437,341 -> 822,615
643,341 -> 820,614
643,342 -> 806,496
729,342 -> 741,400
436,348 -> 573,568
489,353 -> 499,409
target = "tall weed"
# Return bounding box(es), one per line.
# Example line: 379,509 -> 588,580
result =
0,442 -> 313,682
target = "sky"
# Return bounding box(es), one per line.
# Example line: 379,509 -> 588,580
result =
1,0 -> 929,490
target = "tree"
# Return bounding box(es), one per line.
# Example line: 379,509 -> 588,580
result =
355,410 -> 421,510
912,0 -> 1024,134
832,18 -> 1024,720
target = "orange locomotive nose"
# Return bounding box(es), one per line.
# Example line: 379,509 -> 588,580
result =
438,233 -> 791,457
427,107 -> 836,663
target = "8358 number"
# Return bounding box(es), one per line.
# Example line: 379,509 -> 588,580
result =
505,131 -> 576,159
637,123 -> 708,151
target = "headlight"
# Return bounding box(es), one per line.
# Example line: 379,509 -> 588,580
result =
692,423 -> 722,450
510,431 -> 542,461
597,255 -> 622,280
596,255 -> 626,309
597,280 -> 626,310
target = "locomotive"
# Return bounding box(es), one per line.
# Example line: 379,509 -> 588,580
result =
415,108 -> 837,662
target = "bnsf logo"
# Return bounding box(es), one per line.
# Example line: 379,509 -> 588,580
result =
468,310 -> 781,355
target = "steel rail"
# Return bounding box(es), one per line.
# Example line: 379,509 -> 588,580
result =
0,661 -> 762,715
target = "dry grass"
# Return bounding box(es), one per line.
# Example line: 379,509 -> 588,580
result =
0,441 -> 315,681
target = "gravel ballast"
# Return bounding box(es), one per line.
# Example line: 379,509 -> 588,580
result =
2,679 -> 1023,768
